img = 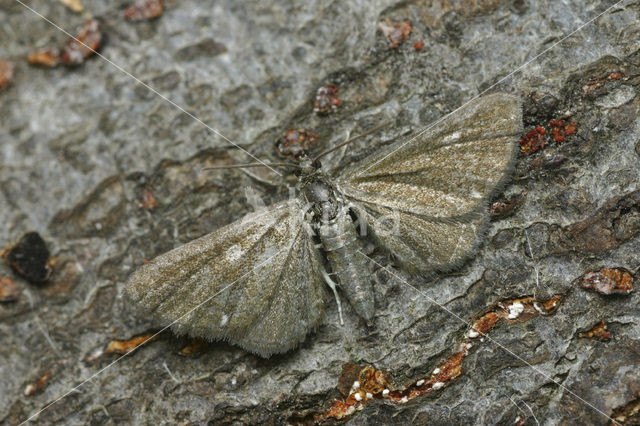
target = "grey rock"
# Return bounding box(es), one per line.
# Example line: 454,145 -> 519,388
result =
1,0 -> 639,425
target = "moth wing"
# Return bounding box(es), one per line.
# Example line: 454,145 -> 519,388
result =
351,202 -> 488,274
336,93 -> 522,218
337,94 -> 522,273
126,199 -> 327,357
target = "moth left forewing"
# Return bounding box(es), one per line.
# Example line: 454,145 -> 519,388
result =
337,93 -> 522,274
126,199 -> 327,357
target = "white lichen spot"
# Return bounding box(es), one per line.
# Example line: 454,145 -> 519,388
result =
351,381 -> 360,391
468,329 -> 479,338
432,367 -> 440,375
24,384 -> 36,396
432,381 -> 444,390
231,377 -> 237,386
365,392 -> 373,399
507,302 -> 525,319
416,379 -> 425,386
345,405 -> 356,416
220,314 -> 229,327
382,389 -> 390,397
400,396 -> 409,403
354,393 -> 362,401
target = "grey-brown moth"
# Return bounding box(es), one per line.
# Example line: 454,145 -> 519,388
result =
125,93 -> 523,357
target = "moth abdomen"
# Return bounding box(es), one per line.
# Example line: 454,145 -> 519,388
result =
318,212 -> 374,321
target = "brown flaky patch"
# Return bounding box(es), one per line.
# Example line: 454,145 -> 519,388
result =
24,372 -> 51,396
0,60 -> 14,90
0,276 -> 21,302
125,0 -> 164,22
105,333 -> 160,355
576,267 -> 634,295
579,321 -> 611,340
28,49 -> 62,67
61,19 -> 102,66
305,294 -> 564,423
178,338 -> 208,356
27,19 -> 101,68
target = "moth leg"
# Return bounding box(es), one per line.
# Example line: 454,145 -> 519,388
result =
321,268 -> 344,326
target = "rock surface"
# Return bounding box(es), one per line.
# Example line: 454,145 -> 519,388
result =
1,0 -> 639,424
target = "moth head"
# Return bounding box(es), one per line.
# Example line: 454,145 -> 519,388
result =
297,154 -> 321,175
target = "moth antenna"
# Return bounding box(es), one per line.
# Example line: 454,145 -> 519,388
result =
312,121 -> 393,163
202,162 -> 303,171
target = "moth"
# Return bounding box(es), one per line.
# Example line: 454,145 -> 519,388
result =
126,93 -> 523,357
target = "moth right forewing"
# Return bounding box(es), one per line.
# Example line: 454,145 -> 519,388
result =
336,93 -> 522,218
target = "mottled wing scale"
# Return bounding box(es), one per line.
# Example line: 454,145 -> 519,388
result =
126,200 -> 327,357
337,93 -> 522,273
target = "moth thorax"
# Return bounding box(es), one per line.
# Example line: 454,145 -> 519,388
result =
305,180 -> 339,222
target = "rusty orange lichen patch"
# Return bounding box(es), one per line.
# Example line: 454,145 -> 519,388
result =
519,125 -> 546,154
0,60 -> 14,91
311,294 -> 565,422
576,267 -> 634,295
315,365 -> 392,421
469,311 -> 499,337
582,71 -> 625,93
313,83 -> 341,114
549,119 -> 576,143
413,40 -> 424,51
520,119 -> 577,154
542,294 -> 563,314
579,321 -> 611,340
125,0 -> 164,22
24,372 -> 51,396
27,49 -> 62,67
179,338 -> 208,356
0,276 -> 20,302
378,20 -> 412,48
62,19 -> 102,66
105,333 -> 160,355
276,128 -> 318,158
28,19 -> 102,68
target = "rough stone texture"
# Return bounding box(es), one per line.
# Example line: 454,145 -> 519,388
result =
1,0 -> 639,424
